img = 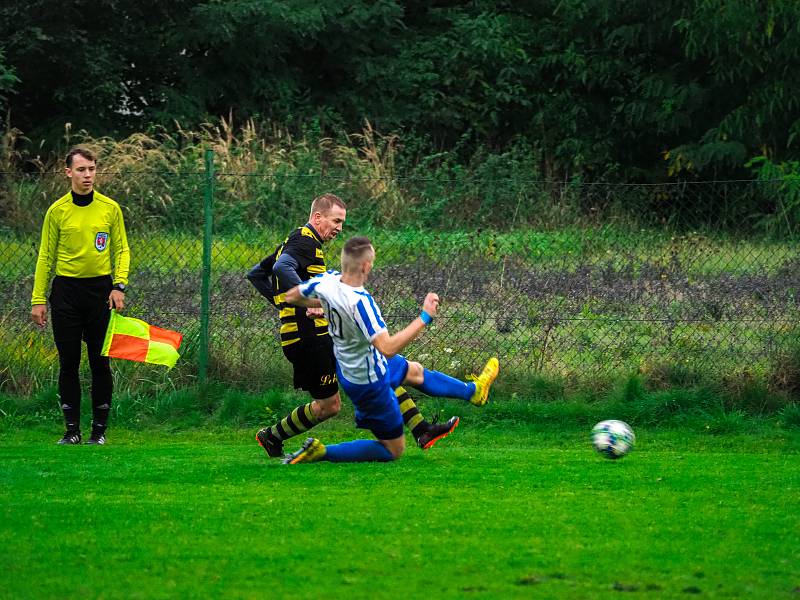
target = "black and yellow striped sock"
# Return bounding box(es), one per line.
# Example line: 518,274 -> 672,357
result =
395,386 -> 429,441
267,402 -> 319,444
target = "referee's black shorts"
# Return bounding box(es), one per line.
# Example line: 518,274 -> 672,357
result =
281,334 -> 338,399
49,275 -> 112,345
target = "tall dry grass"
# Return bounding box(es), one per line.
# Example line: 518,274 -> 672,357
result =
2,116 -> 670,234
0,117 -> 416,234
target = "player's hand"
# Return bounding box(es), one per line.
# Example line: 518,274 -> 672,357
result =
109,290 -> 125,311
422,292 -> 440,317
306,307 -> 324,318
31,304 -> 47,328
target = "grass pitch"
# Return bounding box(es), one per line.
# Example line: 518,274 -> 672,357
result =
1,423 -> 798,600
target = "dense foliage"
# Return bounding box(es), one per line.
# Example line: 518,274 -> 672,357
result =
0,121 -> 794,235
1,0 -> 799,181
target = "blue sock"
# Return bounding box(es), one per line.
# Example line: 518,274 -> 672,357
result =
323,439 -> 395,463
418,369 -> 475,400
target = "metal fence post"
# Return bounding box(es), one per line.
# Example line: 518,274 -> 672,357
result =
199,149 -> 214,383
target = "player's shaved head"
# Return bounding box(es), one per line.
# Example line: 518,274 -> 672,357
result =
310,193 -> 346,218
341,236 -> 374,273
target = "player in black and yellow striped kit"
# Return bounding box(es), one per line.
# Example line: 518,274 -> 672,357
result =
31,147 -> 130,445
250,194 -> 457,458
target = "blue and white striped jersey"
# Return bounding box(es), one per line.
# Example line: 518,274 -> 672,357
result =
299,271 -> 389,385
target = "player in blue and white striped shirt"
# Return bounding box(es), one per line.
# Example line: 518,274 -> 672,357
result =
283,236 -> 499,464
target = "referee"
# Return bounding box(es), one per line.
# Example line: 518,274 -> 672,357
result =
31,147 -> 130,445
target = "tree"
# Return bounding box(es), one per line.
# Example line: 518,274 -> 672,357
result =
667,0 -> 800,176
1,0 -> 798,182
0,47 -> 19,122
0,0 -> 197,141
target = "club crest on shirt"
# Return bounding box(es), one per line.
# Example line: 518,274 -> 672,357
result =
95,232 -> 109,252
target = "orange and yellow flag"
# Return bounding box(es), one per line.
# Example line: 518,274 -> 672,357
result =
101,311 -> 183,368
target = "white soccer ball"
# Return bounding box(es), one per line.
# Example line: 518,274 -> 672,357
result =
591,420 -> 635,459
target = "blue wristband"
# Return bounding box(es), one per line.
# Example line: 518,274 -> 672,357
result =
419,310 -> 433,325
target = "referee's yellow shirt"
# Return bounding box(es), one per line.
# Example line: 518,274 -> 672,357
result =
31,191 -> 130,305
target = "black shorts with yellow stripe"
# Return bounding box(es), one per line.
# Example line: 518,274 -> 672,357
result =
281,334 -> 338,399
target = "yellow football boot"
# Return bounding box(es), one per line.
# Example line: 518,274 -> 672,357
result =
283,437 -> 327,464
468,357 -> 500,406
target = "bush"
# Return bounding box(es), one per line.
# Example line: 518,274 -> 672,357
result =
779,403 -> 800,429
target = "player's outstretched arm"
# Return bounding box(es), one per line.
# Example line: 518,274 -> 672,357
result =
372,293 -> 439,358
285,285 -> 322,309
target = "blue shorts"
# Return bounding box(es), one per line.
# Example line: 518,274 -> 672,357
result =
337,354 -> 409,440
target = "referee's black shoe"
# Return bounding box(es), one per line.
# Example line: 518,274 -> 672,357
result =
256,428 -> 283,458
57,431 -> 82,445
418,416 -> 460,450
86,434 -> 106,445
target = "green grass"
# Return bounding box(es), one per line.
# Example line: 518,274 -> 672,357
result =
2,419 -> 799,599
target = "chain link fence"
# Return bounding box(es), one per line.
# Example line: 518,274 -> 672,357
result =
2,167 -> 798,395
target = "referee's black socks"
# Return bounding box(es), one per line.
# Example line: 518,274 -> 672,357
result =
91,403 -> 110,438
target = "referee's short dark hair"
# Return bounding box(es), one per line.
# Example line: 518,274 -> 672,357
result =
65,147 -> 97,167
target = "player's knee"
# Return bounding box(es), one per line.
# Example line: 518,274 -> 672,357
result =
404,361 -> 424,386
385,437 -> 405,459
313,393 -> 341,420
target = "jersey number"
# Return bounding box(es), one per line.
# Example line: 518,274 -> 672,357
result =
327,307 -> 344,339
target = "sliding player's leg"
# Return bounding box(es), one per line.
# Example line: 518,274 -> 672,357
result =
284,381 -> 404,464
388,356 -> 460,449
283,434 -> 400,464
404,357 -> 500,406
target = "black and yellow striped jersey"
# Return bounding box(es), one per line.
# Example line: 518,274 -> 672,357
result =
271,224 -> 329,346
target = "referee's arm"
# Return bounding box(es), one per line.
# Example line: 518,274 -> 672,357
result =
110,204 -> 131,286
108,205 -> 130,310
31,208 -> 59,326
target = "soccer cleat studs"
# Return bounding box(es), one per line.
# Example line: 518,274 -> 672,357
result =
418,416 -> 460,450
